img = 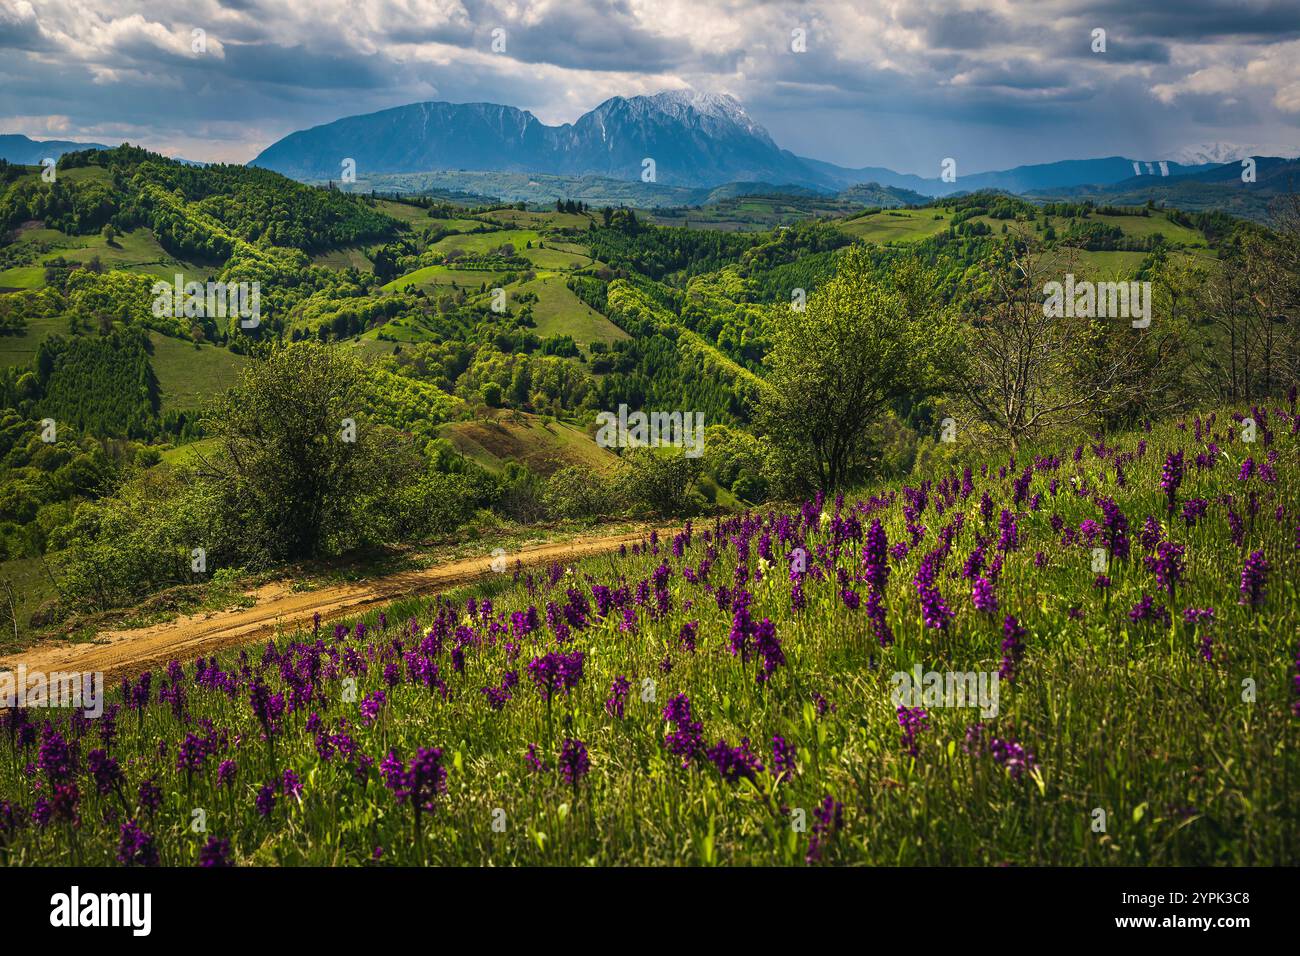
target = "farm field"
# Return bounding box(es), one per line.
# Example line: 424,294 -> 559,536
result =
835,208 -> 952,243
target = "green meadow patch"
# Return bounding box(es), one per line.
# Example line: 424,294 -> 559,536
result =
835,208 -> 951,244
517,274 -> 629,349
147,332 -> 250,413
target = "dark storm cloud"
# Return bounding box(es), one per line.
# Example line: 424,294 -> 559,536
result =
0,3 -> 53,52
916,8 -> 1014,50
0,1 -> 1297,170
216,42 -> 395,90
1064,0 -> 1300,42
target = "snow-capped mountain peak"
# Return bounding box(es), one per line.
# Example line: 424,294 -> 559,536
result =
1168,141 -> 1300,165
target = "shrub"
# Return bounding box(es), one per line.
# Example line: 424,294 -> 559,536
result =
543,466 -> 623,520
618,448 -> 702,517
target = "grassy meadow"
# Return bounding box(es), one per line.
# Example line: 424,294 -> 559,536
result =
0,404 -> 1295,866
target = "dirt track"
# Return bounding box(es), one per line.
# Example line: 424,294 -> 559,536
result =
0,528 -> 661,684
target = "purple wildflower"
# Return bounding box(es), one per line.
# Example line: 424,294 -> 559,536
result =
1160,451 -> 1184,513
117,820 -> 159,866
662,694 -> 706,768
199,836 -> 232,867
557,738 -> 590,787
605,675 -> 631,719
705,737 -> 764,784
999,615 -> 1026,683
971,577 -> 998,614
1239,550 -> 1269,607
771,735 -> 797,781
897,705 -> 928,757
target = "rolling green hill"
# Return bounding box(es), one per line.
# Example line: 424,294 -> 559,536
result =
147,332 -> 250,413
438,409 -> 618,477
516,273 -> 629,351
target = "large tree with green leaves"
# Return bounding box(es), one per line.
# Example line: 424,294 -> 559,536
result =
197,341 -> 419,561
757,246 -> 947,491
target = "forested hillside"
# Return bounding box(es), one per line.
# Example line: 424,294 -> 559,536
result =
0,145 -> 1296,643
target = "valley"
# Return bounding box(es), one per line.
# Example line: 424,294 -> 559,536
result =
0,121 -> 1295,874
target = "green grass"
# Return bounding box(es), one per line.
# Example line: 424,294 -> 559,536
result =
431,228 -> 541,257
147,332 -> 249,413
341,336 -> 406,362
480,208 -> 594,231
1,406 -> 1294,866
835,207 -> 1213,252
0,226 -> 204,289
156,437 -> 221,467
517,274 -> 629,348
438,410 -> 619,477
383,265 -> 507,293
358,314 -> 443,345
372,199 -> 437,225
0,556 -> 59,652
835,208 -> 951,243
0,266 -> 45,290
1041,249 -> 1150,278
1086,212 -> 1206,246
55,166 -> 113,186
311,246 -> 373,270
435,218 -> 497,233
519,244 -> 593,270
0,313 -> 68,368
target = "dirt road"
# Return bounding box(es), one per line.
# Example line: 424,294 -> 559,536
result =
0,527 -> 662,684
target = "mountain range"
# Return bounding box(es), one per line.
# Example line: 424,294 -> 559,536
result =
0,133 -> 109,165
251,91 -> 825,189
248,90 -> 1272,199
4,92 -> 1296,216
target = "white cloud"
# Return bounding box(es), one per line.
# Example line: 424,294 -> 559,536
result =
1,0 -> 1298,166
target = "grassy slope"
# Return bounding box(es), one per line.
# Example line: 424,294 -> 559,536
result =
836,208 -> 952,243
836,207 -> 1210,251
1,405 -> 1293,865
311,246 -> 373,270
0,312 -> 65,368
518,273 -> 629,349
383,265 -> 506,293
147,332 -> 250,413
0,226 -> 207,290
438,410 -> 619,477
0,556 -> 59,647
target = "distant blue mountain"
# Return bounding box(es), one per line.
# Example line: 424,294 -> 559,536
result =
253,91 -> 825,189
802,154 -> 1221,196
0,134 -> 108,165
250,90 -> 1285,202
1026,156 -> 1300,222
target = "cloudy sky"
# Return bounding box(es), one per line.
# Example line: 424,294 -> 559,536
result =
2,0 -> 1299,173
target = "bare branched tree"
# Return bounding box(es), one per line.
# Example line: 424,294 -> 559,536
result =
944,237 -> 1156,453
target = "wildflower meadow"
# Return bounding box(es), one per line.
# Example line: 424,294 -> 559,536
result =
1,403 -> 1296,867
